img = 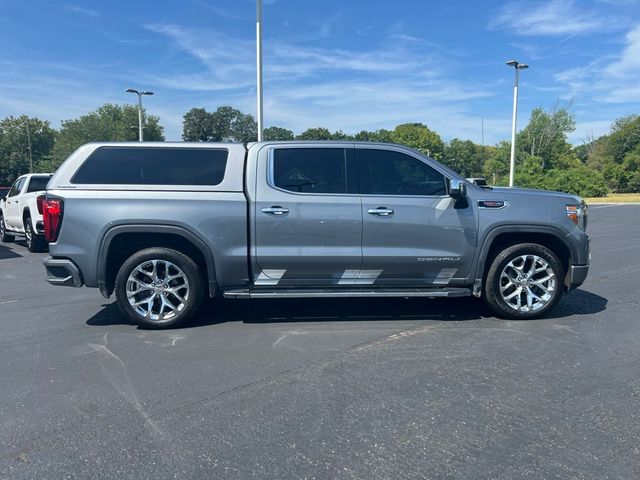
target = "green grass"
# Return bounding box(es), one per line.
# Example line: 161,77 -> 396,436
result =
584,193 -> 640,203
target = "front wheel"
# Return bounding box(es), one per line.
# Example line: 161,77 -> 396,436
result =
484,243 -> 564,319
0,215 -> 14,243
114,247 -> 205,329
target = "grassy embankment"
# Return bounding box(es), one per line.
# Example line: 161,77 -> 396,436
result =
584,193 -> 640,203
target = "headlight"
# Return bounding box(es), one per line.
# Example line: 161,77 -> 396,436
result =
566,203 -> 587,230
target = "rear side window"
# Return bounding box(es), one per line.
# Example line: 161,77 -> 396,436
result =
357,149 -> 447,196
26,177 -> 50,193
71,147 -> 228,185
272,148 -> 349,194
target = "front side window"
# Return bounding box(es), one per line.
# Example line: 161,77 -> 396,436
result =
272,148 -> 348,194
8,177 -> 25,197
71,147 -> 228,186
357,149 -> 447,196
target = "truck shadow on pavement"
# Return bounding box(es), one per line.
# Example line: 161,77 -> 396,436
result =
0,243 -> 22,260
86,288 -> 607,329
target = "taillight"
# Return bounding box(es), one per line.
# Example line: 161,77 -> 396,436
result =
36,195 -> 45,214
43,198 -> 63,242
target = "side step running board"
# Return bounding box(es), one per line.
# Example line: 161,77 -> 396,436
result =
223,287 -> 472,299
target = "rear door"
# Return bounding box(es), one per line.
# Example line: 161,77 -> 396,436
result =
254,145 -> 362,285
357,146 -> 477,285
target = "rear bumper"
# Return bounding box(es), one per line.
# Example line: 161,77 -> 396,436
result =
43,257 -> 84,287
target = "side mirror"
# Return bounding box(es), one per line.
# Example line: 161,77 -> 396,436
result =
449,179 -> 467,198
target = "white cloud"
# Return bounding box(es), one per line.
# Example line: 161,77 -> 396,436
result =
489,0 -> 606,36
65,5 -> 100,17
139,23 -> 501,141
555,24 -> 640,104
603,24 -> 640,76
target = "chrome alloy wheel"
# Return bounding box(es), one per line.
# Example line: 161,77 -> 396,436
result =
25,222 -> 33,248
499,254 -> 557,313
126,259 -> 190,321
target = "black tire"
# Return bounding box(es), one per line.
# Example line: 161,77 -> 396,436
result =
483,243 -> 564,320
0,215 -> 14,243
24,217 -> 47,253
114,247 -> 205,329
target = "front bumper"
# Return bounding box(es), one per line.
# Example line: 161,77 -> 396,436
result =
43,257 -> 84,287
566,264 -> 589,291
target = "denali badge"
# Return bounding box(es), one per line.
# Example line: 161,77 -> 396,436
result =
478,200 -> 506,208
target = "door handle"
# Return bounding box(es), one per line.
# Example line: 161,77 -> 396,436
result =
367,207 -> 394,216
262,206 -> 289,215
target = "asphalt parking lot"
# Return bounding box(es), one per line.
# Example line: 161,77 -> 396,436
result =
0,204 -> 638,479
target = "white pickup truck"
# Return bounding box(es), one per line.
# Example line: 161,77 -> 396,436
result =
0,173 -> 52,252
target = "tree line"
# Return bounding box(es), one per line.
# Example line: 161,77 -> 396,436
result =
2,102 -> 639,198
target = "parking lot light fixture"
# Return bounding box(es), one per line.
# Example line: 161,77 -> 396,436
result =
505,60 -> 529,187
125,88 -> 154,142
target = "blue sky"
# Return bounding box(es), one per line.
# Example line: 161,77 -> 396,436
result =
0,0 -> 639,144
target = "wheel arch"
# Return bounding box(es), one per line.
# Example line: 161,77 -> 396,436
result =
22,207 -> 33,226
476,226 -> 574,286
97,225 -> 217,299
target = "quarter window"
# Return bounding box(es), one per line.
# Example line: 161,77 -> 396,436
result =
357,149 -> 446,196
71,147 -> 228,186
272,148 -> 348,194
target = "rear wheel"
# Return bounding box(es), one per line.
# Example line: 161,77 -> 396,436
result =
0,214 -> 14,243
114,247 -> 204,329
24,217 -> 47,252
484,243 -> 564,319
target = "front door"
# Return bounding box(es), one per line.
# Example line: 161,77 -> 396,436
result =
357,146 -> 477,286
4,177 -> 25,229
254,146 -> 362,286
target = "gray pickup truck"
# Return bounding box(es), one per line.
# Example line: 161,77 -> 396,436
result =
42,141 -> 590,328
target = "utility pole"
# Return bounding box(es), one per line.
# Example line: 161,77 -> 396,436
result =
25,118 -> 33,173
256,0 -> 264,141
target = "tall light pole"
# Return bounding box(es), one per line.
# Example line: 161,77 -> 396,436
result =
505,60 -> 528,187
256,0 -> 264,141
125,88 -> 154,142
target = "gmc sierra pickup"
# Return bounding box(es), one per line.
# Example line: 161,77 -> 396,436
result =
42,142 -> 589,328
1,173 -> 52,252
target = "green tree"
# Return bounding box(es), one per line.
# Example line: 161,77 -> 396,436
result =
263,126 -> 294,141
53,104 -> 164,167
210,106 -> 257,142
296,127 -> 333,140
544,164 -> 608,197
368,129 -> 394,143
0,115 -> 55,184
516,105 -> 575,169
229,112 -> 258,143
482,141 -> 511,185
442,139 -> 485,177
587,115 -> 640,192
183,106 -> 257,143
182,108 -> 215,141
606,115 -> 640,164
390,123 -> 444,159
